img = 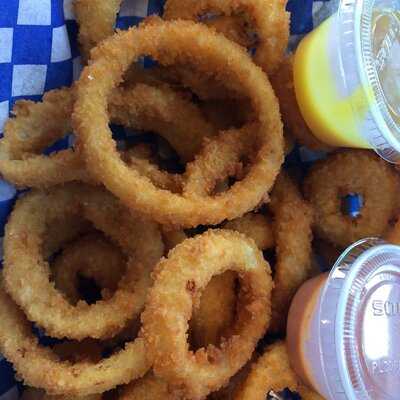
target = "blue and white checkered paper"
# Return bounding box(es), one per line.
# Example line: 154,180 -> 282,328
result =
0,0 -> 332,397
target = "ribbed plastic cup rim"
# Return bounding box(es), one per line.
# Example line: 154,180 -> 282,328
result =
318,238 -> 400,399
338,0 -> 400,162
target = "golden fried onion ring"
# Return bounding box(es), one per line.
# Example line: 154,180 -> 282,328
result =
0,278 -> 150,395
304,150 -> 400,247
21,387 -> 102,400
223,212 -> 274,250
160,228 -> 238,350
0,83 -> 214,188
234,341 -> 323,400
140,229 -> 272,399
3,184 -> 163,340
74,0 -> 122,62
119,373 -> 179,400
269,172 -> 314,333
163,0 -> 289,74
53,233 -> 126,305
73,20 -> 284,227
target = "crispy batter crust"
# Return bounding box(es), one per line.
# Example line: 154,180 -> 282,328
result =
74,0 -> 122,61
0,83 -> 213,188
163,0 -> 289,74
73,19 -> 283,227
140,229 -> 272,399
0,277 -> 150,395
3,184 -> 163,340
53,233 -> 126,304
234,341 -> 323,400
304,150 -> 400,247
269,172 -> 314,333
224,212 -> 274,250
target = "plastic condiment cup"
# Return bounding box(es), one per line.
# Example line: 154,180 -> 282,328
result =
287,238 -> 400,400
294,0 -> 400,163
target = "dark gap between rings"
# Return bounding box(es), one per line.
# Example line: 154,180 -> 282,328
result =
111,125 -> 185,174
197,12 -> 259,52
77,274 -> 103,305
267,388 -> 302,400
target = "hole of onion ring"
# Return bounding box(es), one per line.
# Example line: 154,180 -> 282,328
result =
262,249 -> 277,274
32,324 -> 63,347
111,125 -> 184,173
77,274 -> 103,305
340,193 -> 364,219
184,225 -> 210,238
43,135 -> 72,156
187,271 -> 239,352
47,225 -> 127,307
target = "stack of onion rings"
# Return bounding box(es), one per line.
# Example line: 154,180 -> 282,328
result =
0,277 -> 150,395
140,229 -> 272,398
1,3 -> 390,398
0,82 -> 215,188
72,19 -> 284,227
3,184 -> 163,340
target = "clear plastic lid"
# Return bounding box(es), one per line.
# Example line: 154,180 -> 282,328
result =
319,238 -> 400,399
337,0 -> 400,162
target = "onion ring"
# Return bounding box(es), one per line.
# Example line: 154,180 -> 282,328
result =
0,279 -> 150,395
21,387 -> 101,400
160,228 -> 238,349
385,218 -> 400,245
122,145 -> 182,193
0,81 -> 213,188
234,341 -> 322,400
119,373 -> 179,400
269,172 -> 313,333
270,57 -> 333,151
304,150 -> 400,247
3,184 -> 164,340
72,18 -> 284,227
208,359 -> 254,400
74,0 -> 122,62
199,98 -> 252,130
163,0 -> 290,74
223,212 -> 274,250
203,15 -> 257,48
53,233 -> 126,305
140,229 -> 272,399
110,84 -> 216,163
190,270 -> 237,349
52,340 -> 103,364
182,125 -> 255,198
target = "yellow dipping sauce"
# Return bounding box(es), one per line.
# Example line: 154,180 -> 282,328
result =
293,1 -> 400,162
